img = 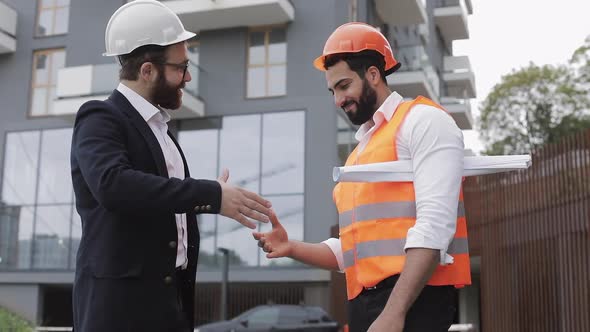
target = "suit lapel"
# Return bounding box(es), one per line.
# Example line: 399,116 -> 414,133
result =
108,90 -> 169,178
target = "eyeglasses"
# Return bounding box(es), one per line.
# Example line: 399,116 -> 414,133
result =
154,61 -> 190,81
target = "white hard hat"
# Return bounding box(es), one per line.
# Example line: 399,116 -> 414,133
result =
103,0 -> 195,56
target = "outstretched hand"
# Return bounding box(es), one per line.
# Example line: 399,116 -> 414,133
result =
217,168 -> 272,229
252,211 -> 291,258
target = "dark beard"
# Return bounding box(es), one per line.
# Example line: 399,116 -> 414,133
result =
342,78 -> 378,125
151,69 -> 184,110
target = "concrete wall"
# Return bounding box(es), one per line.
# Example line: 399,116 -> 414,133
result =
0,284 -> 40,324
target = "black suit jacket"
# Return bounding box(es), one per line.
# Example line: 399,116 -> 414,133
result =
70,90 -> 221,332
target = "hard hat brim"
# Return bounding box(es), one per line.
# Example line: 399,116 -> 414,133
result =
103,30 -> 196,57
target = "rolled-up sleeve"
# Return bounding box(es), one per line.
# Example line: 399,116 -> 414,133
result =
322,237 -> 345,272
401,105 -> 464,265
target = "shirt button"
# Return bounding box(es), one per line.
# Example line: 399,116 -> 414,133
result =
169,241 -> 177,249
164,276 -> 173,284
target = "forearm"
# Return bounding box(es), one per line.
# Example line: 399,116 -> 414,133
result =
382,248 -> 439,316
288,241 -> 340,270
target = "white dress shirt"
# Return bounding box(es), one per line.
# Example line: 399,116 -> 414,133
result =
117,83 -> 189,269
323,91 -> 465,271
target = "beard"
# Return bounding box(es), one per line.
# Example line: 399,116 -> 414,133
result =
342,78 -> 378,125
151,70 -> 184,110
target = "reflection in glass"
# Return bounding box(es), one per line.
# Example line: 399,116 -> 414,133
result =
261,111 -> 304,195
197,214 -> 217,267
268,29 -> 286,64
268,65 -> 286,96
54,7 -> 69,35
247,67 -> 265,98
258,195 -> 304,267
31,88 -> 48,116
37,129 -> 73,204
1,132 -> 40,205
37,11 -> 51,36
51,51 -> 66,84
0,206 -> 33,269
249,31 -> 265,66
32,205 -> 72,269
219,115 -> 261,193
216,215 -> 258,266
70,208 -> 81,269
178,129 -> 218,180
35,54 -> 49,84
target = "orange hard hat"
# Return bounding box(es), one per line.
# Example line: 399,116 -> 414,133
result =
313,22 -> 401,75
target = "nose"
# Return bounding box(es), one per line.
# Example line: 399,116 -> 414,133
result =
184,68 -> 192,82
334,92 -> 346,108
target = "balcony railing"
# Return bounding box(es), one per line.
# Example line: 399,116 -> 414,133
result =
145,0 -> 295,32
389,44 -> 440,101
433,0 -> 470,42
375,0 -> 426,27
53,61 -> 204,118
442,55 -> 476,99
441,96 -> 473,130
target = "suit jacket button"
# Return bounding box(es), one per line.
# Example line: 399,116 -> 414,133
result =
169,241 -> 177,249
206,205 -> 212,211
194,206 -> 201,212
164,276 -> 173,284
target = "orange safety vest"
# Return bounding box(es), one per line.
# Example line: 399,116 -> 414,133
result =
333,96 -> 471,300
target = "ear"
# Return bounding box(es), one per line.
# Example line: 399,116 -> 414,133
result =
139,62 -> 157,83
365,66 -> 381,86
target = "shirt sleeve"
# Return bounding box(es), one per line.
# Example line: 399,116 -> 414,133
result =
399,105 -> 464,265
321,237 -> 345,272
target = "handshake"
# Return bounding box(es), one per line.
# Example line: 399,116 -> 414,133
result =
216,168 -> 291,259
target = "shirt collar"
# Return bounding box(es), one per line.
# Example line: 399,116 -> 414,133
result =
354,91 -> 404,141
116,83 -> 171,123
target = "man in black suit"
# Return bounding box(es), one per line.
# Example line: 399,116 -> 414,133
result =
70,1 -> 272,331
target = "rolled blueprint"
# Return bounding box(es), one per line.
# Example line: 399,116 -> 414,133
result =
333,155 -> 532,183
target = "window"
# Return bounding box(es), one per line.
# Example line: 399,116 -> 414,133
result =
36,0 -> 71,36
0,129 -> 77,271
247,27 -> 287,98
178,111 -> 305,268
248,307 -> 279,327
30,49 -> 66,116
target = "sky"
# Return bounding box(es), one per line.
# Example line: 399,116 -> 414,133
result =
453,0 -> 590,154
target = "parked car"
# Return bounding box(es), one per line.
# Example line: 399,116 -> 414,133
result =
194,304 -> 339,332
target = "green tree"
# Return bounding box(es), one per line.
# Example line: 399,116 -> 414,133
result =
0,307 -> 33,332
478,36 -> 590,155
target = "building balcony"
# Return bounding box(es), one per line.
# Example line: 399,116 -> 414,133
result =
146,0 -> 295,32
441,97 -> 473,130
375,0 -> 426,27
442,55 -> 476,99
433,0 -> 470,42
389,44 -> 440,102
54,63 -> 204,119
0,1 -> 17,54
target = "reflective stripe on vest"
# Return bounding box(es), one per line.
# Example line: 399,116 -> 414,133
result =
342,237 -> 469,269
339,201 -> 465,229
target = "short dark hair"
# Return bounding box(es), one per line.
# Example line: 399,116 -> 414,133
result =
323,50 -> 398,82
117,44 -> 168,81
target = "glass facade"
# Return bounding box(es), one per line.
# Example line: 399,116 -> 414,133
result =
179,111 -> 305,268
0,110 -> 305,271
0,129 -> 78,270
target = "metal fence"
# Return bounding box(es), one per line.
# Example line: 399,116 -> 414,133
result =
463,129 -> 590,332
